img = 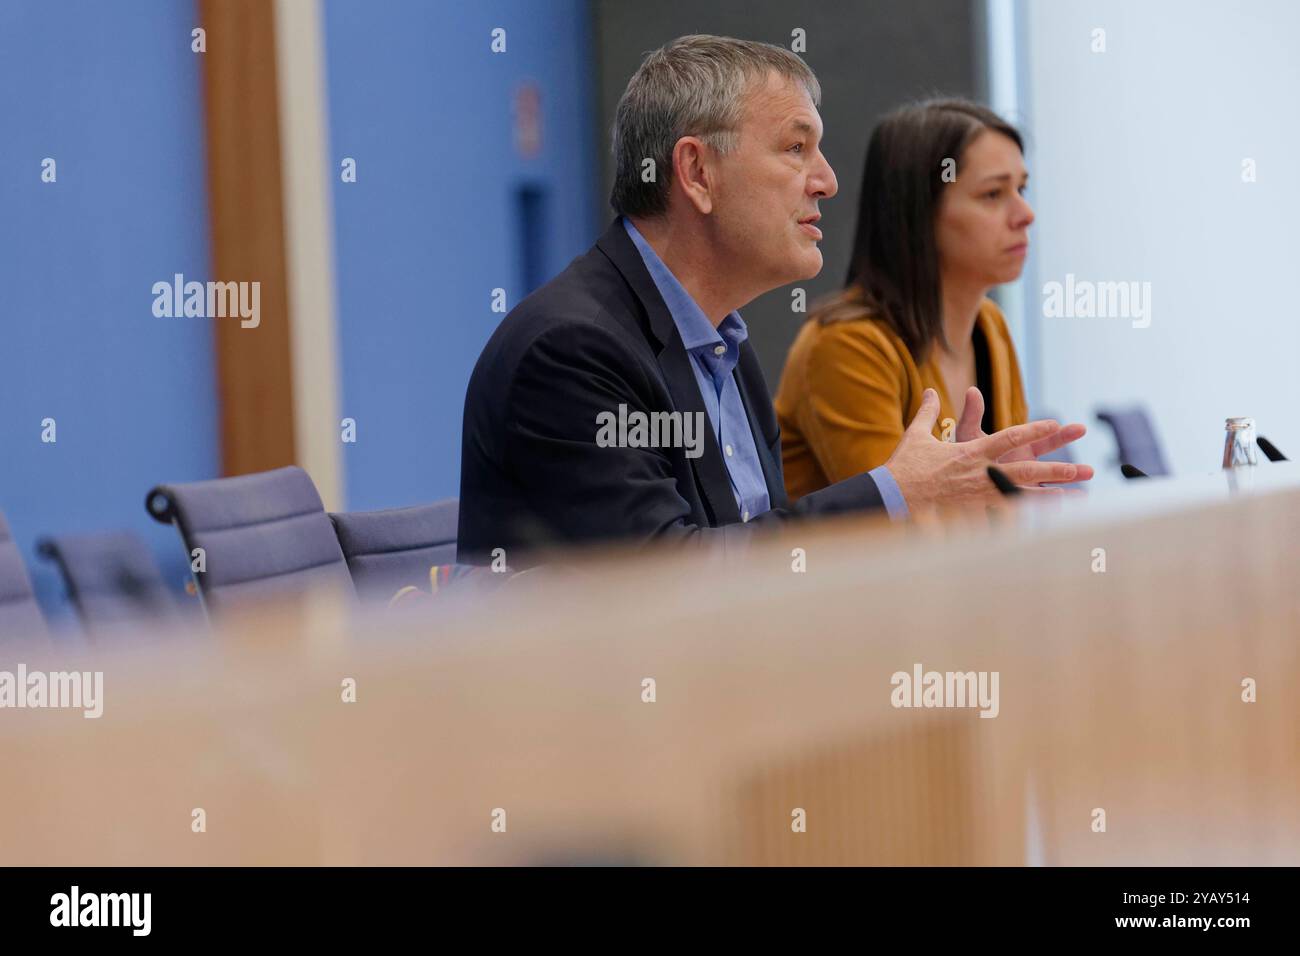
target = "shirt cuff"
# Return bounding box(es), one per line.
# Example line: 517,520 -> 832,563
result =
868,465 -> 910,521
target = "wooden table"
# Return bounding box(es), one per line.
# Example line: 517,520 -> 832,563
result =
2,466 -> 1297,864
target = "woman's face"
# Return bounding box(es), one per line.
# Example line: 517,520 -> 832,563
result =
935,130 -> 1034,290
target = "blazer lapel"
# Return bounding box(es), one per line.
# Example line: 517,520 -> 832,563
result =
596,219 -> 742,526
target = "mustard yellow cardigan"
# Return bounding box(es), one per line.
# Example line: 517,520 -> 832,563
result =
774,291 -> 1028,501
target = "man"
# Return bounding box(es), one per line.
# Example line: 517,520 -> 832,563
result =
458,35 -> 1087,566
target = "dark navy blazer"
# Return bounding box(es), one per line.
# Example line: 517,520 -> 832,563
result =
456,218 -> 886,566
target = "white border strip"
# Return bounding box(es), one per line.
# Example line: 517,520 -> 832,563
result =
273,0 -> 345,511
985,0 -> 1036,407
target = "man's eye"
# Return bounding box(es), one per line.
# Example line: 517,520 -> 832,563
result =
789,143 -> 804,153
983,189 -> 1001,200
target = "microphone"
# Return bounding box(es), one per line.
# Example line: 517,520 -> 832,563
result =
987,466 -> 1022,496
1257,436 -> 1288,462
1120,463 -> 1149,480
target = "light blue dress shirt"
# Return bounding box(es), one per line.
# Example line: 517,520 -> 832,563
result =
622,218 -> 908,521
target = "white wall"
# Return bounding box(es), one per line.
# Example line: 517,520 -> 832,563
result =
1016,0 -> 1300,475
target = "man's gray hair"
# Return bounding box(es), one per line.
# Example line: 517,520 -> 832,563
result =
610,35 -> 821,219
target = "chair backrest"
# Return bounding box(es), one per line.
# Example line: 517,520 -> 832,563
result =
329,499 -> 459,601
0,511 -> 47,640
146,466 -> 354,614
37,530 -> 181,634
1096,407 -> 1171,477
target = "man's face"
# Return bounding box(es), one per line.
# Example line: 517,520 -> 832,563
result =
710,73 -> 837,291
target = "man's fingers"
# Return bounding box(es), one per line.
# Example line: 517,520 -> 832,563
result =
906,388 -> 941,438
978,418 -> 1060,461
955,386 -> 985,442
999,459 -> 1080,485
1005,422 -> 1087,462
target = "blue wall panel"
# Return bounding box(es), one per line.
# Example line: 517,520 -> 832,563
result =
0,0 -> 218,624
323,0 -> 598,511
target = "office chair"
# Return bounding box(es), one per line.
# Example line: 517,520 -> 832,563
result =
329,499 -> 463,602
37,530 -> 182,635
145,466 -> 354,616
1096,406 -> 1171,477
0,511 -> 48,639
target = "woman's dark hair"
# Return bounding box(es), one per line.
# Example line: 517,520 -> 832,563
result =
832,99 -> 1023,361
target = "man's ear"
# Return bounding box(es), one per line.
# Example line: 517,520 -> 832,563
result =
671,136 -> 714,216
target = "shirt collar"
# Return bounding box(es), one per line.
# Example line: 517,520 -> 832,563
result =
622,217 -> 749,357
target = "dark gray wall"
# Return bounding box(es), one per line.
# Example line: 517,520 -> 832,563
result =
593,0 -> 982,389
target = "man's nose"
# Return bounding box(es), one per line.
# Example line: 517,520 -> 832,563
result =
810,151 -> 838,199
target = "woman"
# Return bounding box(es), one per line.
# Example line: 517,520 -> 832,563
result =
775,99 -> 1038,500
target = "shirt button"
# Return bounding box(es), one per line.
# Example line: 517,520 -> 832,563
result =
713,344 -> 726,356
742,510 -> 750,522
725,444 -> 734,457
